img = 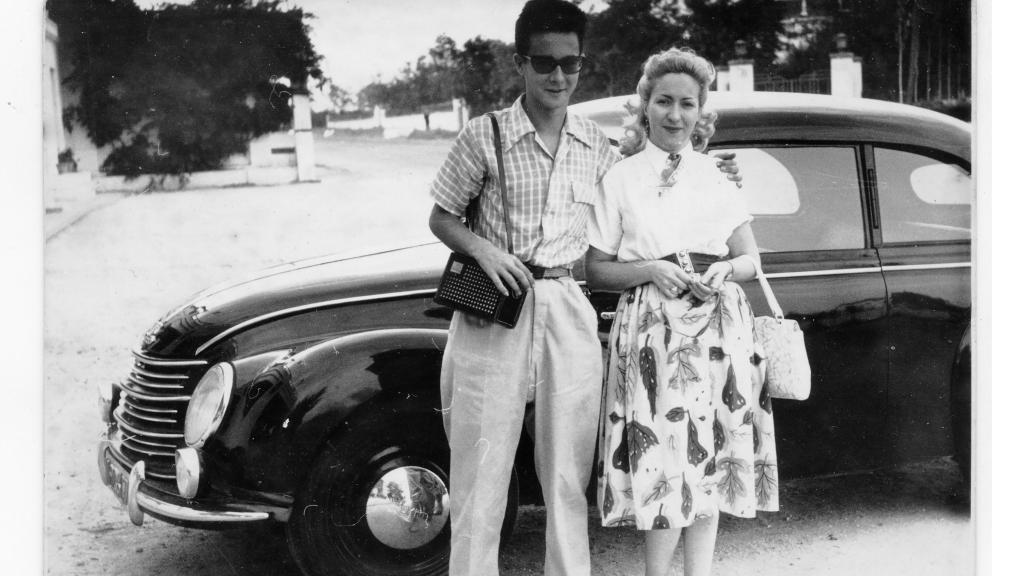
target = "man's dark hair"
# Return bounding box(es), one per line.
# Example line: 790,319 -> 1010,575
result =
514,0 -> 587,55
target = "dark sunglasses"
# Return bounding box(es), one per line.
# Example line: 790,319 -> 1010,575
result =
520,54 -> 585,75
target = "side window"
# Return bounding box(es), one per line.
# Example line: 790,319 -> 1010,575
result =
712,146 -> 864,252
874,147 -> 971,244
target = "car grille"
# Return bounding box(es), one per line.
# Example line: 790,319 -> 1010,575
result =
110,350 -> 210,480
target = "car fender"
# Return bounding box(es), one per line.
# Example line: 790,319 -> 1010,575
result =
211,328 -> 449,495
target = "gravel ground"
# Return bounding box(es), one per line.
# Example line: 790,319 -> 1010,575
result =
43,135 -> 974,575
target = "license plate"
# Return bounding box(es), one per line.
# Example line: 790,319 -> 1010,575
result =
102,451 -> 130,507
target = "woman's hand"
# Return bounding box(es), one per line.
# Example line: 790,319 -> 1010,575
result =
642,260 -> 705,299
698,261 -> 734,294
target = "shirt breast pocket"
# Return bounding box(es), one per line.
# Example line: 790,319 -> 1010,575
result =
571,180 -> 596,206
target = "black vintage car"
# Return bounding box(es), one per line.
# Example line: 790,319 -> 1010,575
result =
97,92 -> 972,576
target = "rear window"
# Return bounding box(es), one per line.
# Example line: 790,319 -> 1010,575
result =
712,146 -> 864,252
874,147 -> 971,243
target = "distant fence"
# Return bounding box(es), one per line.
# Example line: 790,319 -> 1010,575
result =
755,70 -> 830,94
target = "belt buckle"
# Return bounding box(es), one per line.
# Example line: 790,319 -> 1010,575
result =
674,250 -> 696,274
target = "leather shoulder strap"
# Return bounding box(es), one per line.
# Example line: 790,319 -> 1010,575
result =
486,112 -> 515,255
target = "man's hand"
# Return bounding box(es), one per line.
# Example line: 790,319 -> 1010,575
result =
714,152 -> 743,187
430,204 -> 534,298
474,243 -> 534,298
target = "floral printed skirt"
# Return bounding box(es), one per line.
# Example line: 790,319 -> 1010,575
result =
597,281 -> 780,530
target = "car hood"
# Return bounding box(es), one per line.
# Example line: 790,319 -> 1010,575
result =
139,241 -> 452,357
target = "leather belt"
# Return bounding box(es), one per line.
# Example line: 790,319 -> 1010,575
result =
659,252 -> 722,274
526,264 -> 573,279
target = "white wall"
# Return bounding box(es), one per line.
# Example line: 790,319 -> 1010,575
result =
328,109 -> 462,139
43,17 -> 63,180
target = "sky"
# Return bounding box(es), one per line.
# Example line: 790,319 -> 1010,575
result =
135,0 -> 607,94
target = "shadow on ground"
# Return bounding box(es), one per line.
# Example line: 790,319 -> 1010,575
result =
174,458 -> 967,576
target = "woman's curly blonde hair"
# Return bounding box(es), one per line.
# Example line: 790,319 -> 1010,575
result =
619,47 -> 719,157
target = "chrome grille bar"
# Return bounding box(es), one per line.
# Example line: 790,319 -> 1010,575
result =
121,440 -> 176,458
126,374 -> 186,391
131,367 -> 190,380
114,408 -> 184,439
114,352 -> 208,482
132,349 -> 209,367
122,434 -> 179,450
119,382 -> 191,403
122,404 -> 178,424
126,404 -> 178,415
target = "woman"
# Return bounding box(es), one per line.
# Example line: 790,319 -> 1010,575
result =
586,48 -> 779,576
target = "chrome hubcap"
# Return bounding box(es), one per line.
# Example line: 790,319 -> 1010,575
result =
365,466 -> 449,550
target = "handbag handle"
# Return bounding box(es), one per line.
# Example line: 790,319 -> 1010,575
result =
738,254 -> 785,321
485,112 -> 515,256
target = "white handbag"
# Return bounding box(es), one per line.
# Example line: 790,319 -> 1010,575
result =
750,259 -> 811,401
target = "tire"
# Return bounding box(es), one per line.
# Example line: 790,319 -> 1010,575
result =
287,411 -> 519,576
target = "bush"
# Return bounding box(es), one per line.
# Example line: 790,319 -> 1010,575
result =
48,0 -> 322,177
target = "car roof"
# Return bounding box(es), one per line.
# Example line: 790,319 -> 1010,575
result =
570,91 -> 971,163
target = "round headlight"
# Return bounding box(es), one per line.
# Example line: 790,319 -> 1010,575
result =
184,362 -> 234,447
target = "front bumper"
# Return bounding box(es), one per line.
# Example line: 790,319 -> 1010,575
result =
98,438 -> 276,527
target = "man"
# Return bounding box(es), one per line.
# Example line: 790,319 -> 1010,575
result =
428,2 -> 611,574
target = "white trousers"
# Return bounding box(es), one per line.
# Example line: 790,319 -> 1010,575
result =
441,277 -> 603,576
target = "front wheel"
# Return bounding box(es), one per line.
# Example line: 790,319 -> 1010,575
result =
287,412 -> 518,576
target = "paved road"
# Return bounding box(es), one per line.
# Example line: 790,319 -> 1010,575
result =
44,135 -> 974,575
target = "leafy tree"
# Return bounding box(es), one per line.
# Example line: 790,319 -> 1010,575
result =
48,0 -> 147,146
576,0 -> 686,101
681,0 -> 785,69
356,81 -> 388,111
357,35 -> 521,118
425,35 -> 461,104
457,37 -> 520,115
777,0 -> 969,104
357,35 -> 462,115
47,0 -> 322,177
385,481 -> 405,503
893,0 -> 970,103
325,81 -> 356,112
574,0 -> 785,101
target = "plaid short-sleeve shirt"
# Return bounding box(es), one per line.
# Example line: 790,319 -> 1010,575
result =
430,97 -> 620,268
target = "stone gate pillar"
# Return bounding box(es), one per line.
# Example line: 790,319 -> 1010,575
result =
292,91 -> 317,182
726,40 -> 754,93
714,66 -> 730,92
830,33 -> 862,98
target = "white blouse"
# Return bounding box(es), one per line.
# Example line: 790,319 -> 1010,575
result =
587,142 -> 751,262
